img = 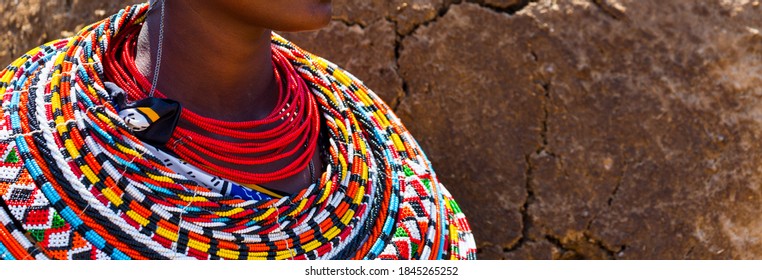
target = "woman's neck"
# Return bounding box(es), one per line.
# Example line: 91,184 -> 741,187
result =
135,1 -> 278,121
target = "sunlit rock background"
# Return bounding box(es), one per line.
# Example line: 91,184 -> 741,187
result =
2,0 -> 762,259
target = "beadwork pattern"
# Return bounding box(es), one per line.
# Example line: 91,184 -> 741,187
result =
0,3 -> 476,260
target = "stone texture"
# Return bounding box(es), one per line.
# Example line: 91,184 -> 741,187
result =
334,0 -> 529,36
4,0 -> 762,259
282,20 -> 403,107
397,4 -> 546,259
472,0 -> 526,10
332,0 -> 450,35
521,0 -> 762,260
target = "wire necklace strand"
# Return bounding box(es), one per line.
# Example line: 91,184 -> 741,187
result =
148,0 -> 166,97
103,3 -> 321,185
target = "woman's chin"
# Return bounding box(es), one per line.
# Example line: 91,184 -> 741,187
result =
287,4 -> 333,32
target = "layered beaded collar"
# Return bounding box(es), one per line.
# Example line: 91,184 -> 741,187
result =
0,3 -> 476,260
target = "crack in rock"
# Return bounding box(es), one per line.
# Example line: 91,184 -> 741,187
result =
503,50 -> 553,255
586,161 -> 629,230
395,1 -> 538,115
684,246 -> 695,259
606,162 -> 628,206
397,0 -> 455,37
391,17 -> 407,111
331,17 -> 367,28
469,0 -> 537,14
544,234 -> 585,259
502,153 -> 538,253
584,232 -> 623,259
590,0 -> 627,21
401,0 -> 535,37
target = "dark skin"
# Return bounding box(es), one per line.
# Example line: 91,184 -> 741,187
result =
135,0 -> 333,193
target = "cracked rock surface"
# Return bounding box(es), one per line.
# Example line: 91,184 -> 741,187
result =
3,0 -> 762,259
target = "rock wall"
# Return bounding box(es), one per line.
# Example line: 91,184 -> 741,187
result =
2,0 -> 762,259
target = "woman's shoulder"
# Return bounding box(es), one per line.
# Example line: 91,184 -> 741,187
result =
2,38 -> 73,93
1,3 -> 149,106
0,32 -> 84,175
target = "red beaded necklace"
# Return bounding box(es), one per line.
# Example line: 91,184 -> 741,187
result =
103,24 -> 320,185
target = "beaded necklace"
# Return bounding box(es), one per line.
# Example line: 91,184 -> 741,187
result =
0,3 -> 476,260
103,23 -> 320,185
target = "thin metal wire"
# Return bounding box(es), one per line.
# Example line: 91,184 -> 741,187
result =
148,0 -> 166,97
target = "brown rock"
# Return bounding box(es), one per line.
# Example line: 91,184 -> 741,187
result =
398,3 -> 545,255
332,0 -> 449,35
389,0 -> 449,35
502,239 -> 559,260
397,0 -> 762,259
282,20 -> 403,107
523,0 -> 762,259
331,0 -> 387,26
471,0 -> 526,9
